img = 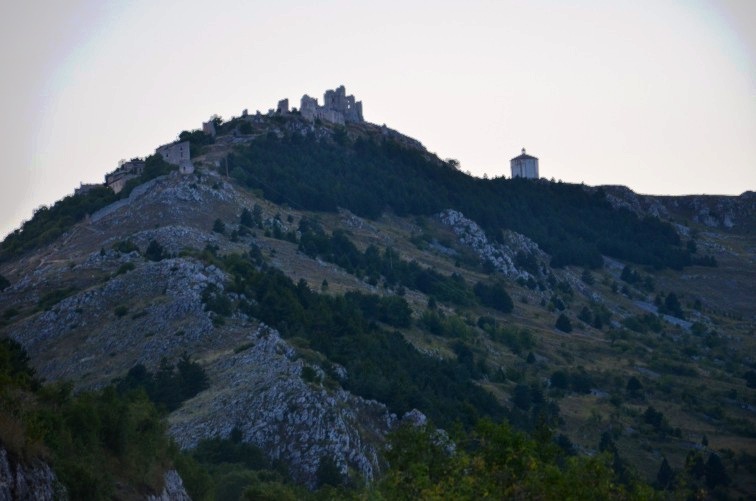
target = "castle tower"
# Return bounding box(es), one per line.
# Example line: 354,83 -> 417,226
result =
510,148 -> 539,179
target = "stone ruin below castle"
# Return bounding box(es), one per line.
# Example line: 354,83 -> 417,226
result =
291,85 -> 364,126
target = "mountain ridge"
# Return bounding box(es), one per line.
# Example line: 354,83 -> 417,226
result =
1,103 -> 754,498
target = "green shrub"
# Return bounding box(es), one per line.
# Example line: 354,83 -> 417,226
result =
474,280 -> 514,313
37,287 -> 78,311
115,262 -> 136,275
301,366 -> 319,384
113,240 -> 139,254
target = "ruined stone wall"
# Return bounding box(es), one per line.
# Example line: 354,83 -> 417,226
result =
105,160 -> 145,194
300,95 -> 318,121
202,121 -> 216,137
297,86 -> 364,125
277,98 -> 289,114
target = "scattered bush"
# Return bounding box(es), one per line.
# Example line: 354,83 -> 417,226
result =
37,287 -> 78,311
115,262 -> 136,276
113,239 -> 139,254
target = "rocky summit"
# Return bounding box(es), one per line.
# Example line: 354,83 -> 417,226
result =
1,98 -> 754,499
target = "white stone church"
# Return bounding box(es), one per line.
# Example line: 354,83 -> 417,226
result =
510,148 -> 539,179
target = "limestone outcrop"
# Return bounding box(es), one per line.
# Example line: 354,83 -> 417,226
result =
0,447 -> 64,501
169,324 -> 394,487
438,209 -> 544,279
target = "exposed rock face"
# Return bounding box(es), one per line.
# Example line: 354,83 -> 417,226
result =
438,209 -> 544,279
8,257 -> 224,386
602,185 -> 670,219
169,324 -> 394,488
0,447 -> 64,501
146,470 -> 191,501
601,186 -> 755,233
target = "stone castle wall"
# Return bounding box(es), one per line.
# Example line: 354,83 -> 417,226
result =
297,85 -> 364,125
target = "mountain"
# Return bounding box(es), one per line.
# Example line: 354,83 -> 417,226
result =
1,91 -> 754,499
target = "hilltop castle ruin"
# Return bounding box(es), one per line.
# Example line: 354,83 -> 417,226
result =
295,86 -> 364,125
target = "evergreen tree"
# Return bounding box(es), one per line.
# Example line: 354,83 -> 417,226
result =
240,208 -> 254,227
656,458 -> 674,490
145,239 -> 165,261
626,376 -> 643,397
316,455 -> 342,488
213,219 -> 226,234
663,292 -> 684,318
705,453 -> 729,489
555,313 -> 572,333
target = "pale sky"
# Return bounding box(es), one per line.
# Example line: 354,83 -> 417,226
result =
1,0 -> 754,239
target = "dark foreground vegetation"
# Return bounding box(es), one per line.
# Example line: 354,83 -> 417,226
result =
0,337 -> 657,500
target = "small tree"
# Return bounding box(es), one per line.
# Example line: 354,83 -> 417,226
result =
578,306 -> 593,324
664,292 -> 684,318
145,239 -> 165,261
316,455 -> 342,488
176,353 -> 209,399
0,274 -> 10,291
580,269 -> 595,285
252,204 -> 263,228
512,384 -> 532,410
704,453 -> 729,489
643,406 -> 665,430
212,219 -> 226,235
555,313 -> 572,333
626,376 -> 643,398
240,208 -> 254,228
656,458 -> 674,490
745,370 -> 756,389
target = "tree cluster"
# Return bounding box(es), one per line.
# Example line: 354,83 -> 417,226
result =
228,132 -> 694,269
207,252 -> 504,428
115,355 -> 209,412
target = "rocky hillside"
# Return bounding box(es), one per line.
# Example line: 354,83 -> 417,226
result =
1,109 -> 754,498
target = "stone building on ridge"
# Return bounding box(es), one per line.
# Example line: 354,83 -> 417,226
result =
510,148 -> 539,179
105,159 -> 145,194
156,141 -> 194,174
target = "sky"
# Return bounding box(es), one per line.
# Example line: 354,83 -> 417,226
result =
1,0 -> 754,238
